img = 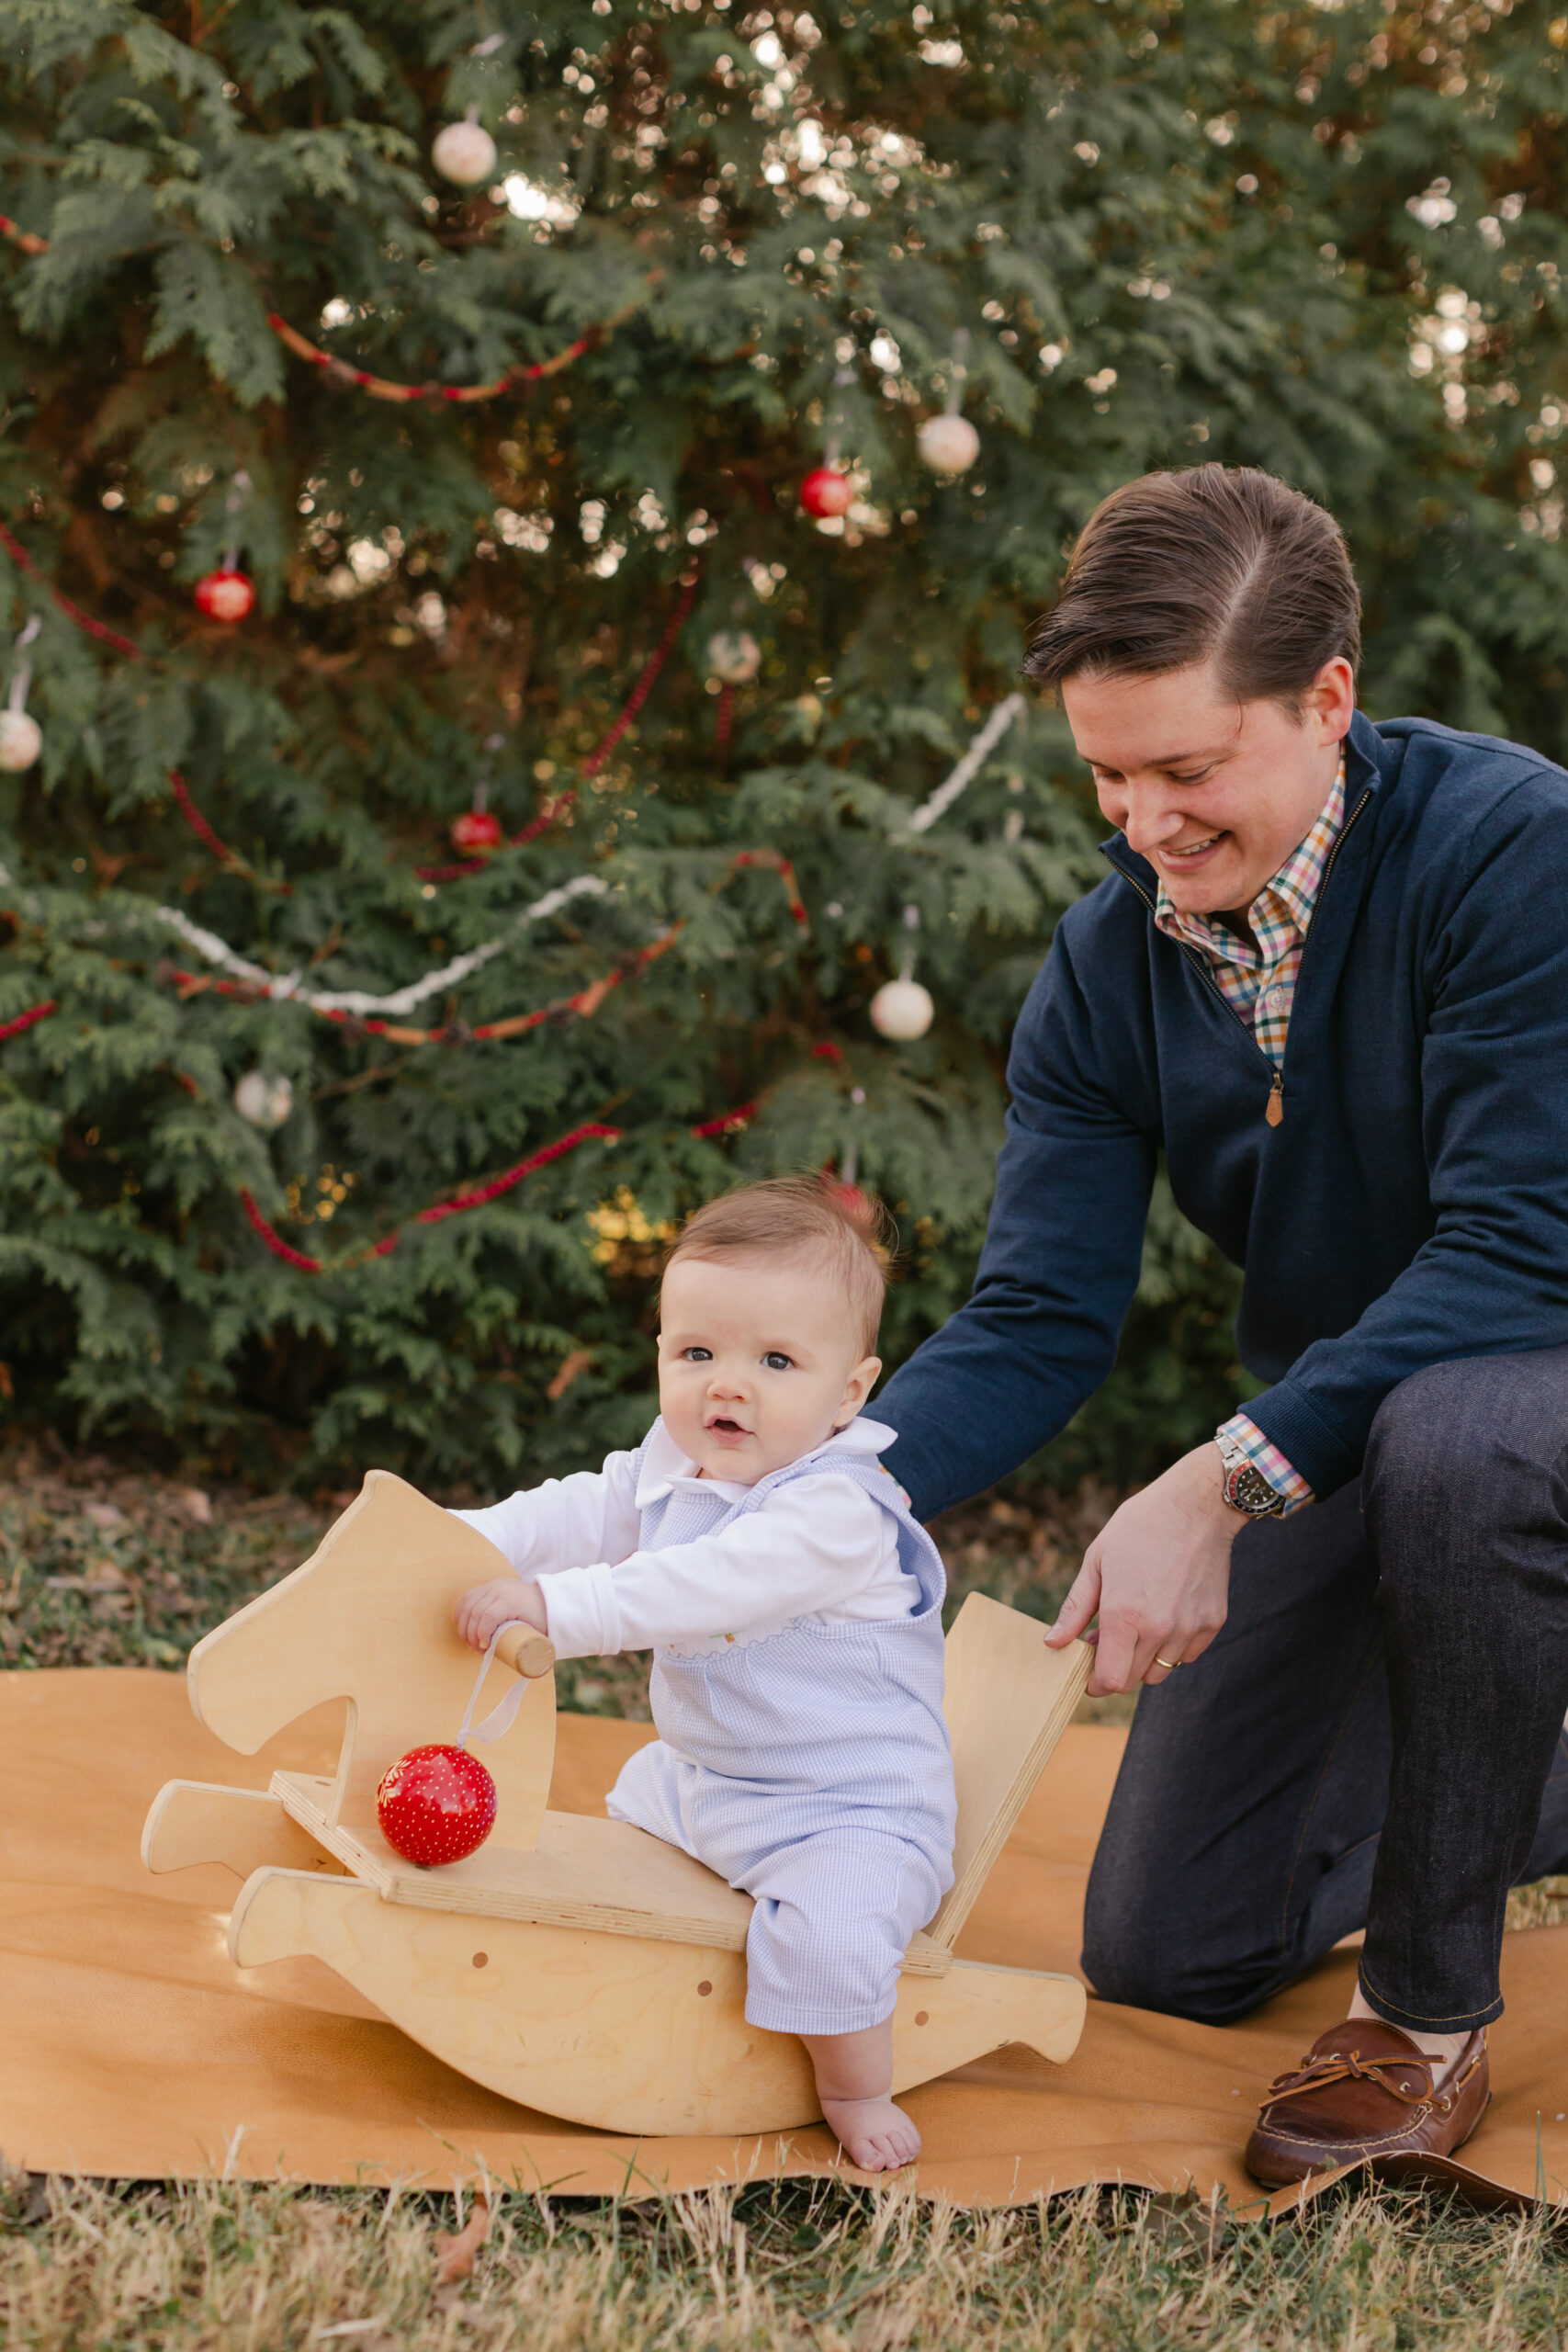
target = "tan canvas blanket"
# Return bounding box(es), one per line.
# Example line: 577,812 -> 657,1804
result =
6,1669 -> 1568,2209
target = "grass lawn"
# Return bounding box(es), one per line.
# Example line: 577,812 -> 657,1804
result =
6,1442 -> 1568,2347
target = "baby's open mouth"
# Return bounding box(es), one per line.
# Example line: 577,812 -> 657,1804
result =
706,1416 -> 750,1436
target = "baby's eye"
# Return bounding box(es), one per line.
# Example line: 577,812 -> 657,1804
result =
682,1346 -> 713,1363
762,1351 -> 794,1372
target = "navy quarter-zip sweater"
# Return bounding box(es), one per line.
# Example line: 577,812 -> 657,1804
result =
876,708 -> 1568,1521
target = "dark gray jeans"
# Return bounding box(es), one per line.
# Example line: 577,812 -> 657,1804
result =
1082,1347 -> 1568,2036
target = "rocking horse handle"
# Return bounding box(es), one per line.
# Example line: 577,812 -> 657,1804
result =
494,1622 -> 557,1679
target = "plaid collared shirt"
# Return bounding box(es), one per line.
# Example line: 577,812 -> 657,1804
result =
1152,757 -> 1348,1517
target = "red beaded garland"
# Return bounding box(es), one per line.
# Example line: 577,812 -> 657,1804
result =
798,468 -> 853,519
376,1742 -> 498,1867
194,568 -> 255,623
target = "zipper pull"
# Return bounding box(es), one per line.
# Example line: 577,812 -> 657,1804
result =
1266,1073 -> 1283,1128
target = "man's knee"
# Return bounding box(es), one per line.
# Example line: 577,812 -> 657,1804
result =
1080,1890 -> 1270,2026
1363,1357 -> 1512,1545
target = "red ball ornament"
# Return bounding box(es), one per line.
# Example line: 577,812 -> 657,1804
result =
376,1743 -> 497,1868
451,808 -> 503,854
799,468 -> 854,519
194,568 -> 255,624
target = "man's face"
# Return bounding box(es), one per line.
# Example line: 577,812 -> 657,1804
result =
1060,656 -> 1356,916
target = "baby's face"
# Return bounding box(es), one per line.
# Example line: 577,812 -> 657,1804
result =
657,1250 -> 882,1485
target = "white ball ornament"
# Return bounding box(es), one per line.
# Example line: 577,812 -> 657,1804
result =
870,978 -> 935,1041
234,1070 -> 294,1130
917,413 -> 981,476
0,709 -> 41,772
706,629 -> 761,685
432,116 -> 498,188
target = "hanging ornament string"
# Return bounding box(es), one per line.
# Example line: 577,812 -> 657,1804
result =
412,573 -> 699,883
237,1086 -> 765,1275
3,850 -> 802,1075
917,328 -> 982,478
0,993 -> 781,1269
898,693 -> 1026,837
239,1118 -> 625,1272
149,841 -> 800,1023
165,923 -> 685,1045
266,282 -> 653,406
0,206 -> 652,386
151,874 -> 608,1015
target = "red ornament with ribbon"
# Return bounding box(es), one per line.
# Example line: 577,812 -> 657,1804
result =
800,363 -> 859,520
799,467 -> 853,519
375,1620 -> 556,1869
194,471 -> 255,624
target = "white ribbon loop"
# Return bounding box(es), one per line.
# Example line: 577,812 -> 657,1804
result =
455,1622 -> 547,1749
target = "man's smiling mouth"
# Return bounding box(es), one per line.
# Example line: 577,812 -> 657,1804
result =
1163,831 -> 1225,860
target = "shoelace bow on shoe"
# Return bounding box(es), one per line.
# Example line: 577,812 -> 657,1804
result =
1258,2044 -> 1436,2116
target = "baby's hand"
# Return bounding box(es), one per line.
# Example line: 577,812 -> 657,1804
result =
455,1577 -> 547,1653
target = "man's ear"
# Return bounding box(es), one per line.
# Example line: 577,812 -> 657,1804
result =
1307,655 -> 1357,746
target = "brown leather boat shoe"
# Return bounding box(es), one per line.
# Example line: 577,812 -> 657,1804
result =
1245,2018 -> 1490,2187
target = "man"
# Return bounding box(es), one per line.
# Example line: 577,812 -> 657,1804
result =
875,463 -> 1568,2183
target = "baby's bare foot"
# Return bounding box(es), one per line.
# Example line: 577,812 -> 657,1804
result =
821,2094 -> 922,2172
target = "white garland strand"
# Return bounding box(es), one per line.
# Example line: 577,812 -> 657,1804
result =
901,693 -> 1026,836
152,874 -> 609,1016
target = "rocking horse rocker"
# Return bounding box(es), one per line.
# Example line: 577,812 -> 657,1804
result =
141,1472 -> 1091,2139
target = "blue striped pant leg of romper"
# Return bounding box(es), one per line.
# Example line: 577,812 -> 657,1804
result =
736,1827 -> 947,2037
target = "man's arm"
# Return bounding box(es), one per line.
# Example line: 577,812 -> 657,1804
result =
876,925 -> 1156,1522
1244,783 -> 1568,1497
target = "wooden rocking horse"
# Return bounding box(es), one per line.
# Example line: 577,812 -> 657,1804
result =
141,1471 -> 1091,2138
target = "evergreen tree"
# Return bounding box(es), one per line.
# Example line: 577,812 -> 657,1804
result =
3,0 -> 1567,1490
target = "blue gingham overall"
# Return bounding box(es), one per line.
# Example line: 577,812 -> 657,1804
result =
604,1443 -> 956,2037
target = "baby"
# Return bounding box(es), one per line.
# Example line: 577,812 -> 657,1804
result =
452,1175 -> 956,2171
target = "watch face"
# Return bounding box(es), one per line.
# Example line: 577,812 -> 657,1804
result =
1226,1463 -> 1282,1517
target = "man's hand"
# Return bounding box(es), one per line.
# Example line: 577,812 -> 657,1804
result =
455,1577 -> 547,1653
1044,1442 -> 1239,1694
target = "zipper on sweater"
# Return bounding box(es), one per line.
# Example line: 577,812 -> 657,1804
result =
1113,786 -> 1373,1129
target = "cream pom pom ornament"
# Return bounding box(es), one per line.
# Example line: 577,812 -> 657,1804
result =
433,110 -> 498,188
1,617 -> 42,772
0,708 -> 40,773
917,413 -> 980,475
919,328 -> 980,478
705,629 -> 761,684
234,1070 -> 294,1130
871,903 -> 935,1040
870,978 -> 934,1040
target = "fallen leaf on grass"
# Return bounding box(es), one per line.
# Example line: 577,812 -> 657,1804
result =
434,2191 -> 491,2283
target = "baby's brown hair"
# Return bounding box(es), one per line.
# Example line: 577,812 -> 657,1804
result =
661,1176 -> 893,1357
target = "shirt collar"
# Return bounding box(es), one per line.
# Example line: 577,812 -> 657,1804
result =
634,1414 -> 897,1509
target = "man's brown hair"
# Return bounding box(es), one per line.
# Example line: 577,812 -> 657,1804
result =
1024,465 -> 1360,709
661,1176 -> 892,1357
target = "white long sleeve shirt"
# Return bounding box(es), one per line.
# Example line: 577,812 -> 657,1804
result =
450,1416 -> 918,1661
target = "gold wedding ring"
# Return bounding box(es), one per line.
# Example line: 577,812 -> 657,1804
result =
1154,1655 -> 1182,1672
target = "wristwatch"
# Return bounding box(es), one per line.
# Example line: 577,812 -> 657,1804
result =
1215,1430 -> 1287,1519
